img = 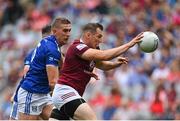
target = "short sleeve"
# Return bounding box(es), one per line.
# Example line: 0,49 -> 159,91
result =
45,43 -> 61,66
74,43 -> 89,56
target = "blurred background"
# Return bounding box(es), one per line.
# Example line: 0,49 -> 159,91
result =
0,0 -> 180,120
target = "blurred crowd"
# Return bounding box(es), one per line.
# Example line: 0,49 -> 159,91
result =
0,0 -> 180,120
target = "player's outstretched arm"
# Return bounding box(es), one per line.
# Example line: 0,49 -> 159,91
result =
81,33 -> 143,61
95,56 -> 128,71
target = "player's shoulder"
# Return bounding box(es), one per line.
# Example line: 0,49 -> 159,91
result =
41,35 -> 58,49
71,39 -> 88,51
42,35 -> 55,44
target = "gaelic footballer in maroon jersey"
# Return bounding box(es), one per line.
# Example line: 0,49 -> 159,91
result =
50,23 -> 143,120
58,39 -> 97,96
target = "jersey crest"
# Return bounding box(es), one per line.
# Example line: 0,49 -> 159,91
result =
76,44 -> 87,51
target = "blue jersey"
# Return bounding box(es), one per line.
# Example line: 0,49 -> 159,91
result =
14,50 -> 34,102
21,35 -> 61,94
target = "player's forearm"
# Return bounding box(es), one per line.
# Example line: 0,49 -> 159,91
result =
102,42 -> 132,60
101,61 -> 121,71
96,61 -> 121,70
46,66 -> 59,91
82,42 -> 134,61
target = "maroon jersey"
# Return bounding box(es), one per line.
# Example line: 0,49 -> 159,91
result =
58,40 -> 96,96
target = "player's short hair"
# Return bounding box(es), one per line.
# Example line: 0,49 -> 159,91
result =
42,25 -> 51,35
51,17 -> 71,29
82,23 -> 103,33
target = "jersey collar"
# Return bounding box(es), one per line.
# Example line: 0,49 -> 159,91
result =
51,35 -> 59,47
80,38 -> 85,44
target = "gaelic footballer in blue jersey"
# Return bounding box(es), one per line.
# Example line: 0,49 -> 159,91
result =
17,18 -> 71,120
9,25 -> 52,120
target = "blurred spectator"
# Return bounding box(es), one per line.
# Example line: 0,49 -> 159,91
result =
151,60 -> 170,82
107,0 -> 123,16
175,104 -> 180,120
150,92 -> 164,119
25,2 -> 51,31
0,88 -> 13,120
0,67 -> 6,92
112,97 -> 135,120
15,19 -> 38,48
167,82 -> 177,108
0,24 -> 15,49
114,64 -> 132,97
88,91 -> 106,119
172,3 -> 180,25
135,93 -> 152,119
1,0 -> 24,27
167,58 -> 180,82
102,86 -> 121,120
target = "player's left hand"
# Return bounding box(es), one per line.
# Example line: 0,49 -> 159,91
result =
116,56 -> 128,65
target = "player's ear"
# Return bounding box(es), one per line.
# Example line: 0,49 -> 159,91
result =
52,28 -> 57,34
85,32 -> 91,38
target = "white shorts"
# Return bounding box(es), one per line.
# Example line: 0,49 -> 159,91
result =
17,87 -> 53,115
52,84 -> 82,110
10,101 -> 18,120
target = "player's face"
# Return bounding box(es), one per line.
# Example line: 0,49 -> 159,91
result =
90,28 -> 103,48
55,24 -> 71,46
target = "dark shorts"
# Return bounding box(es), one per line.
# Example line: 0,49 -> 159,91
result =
50,98 -> 86,120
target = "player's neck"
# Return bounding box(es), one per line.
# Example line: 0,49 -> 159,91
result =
80,38 -> 87,45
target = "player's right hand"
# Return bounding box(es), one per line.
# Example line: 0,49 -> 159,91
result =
129,32 -> 144,47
